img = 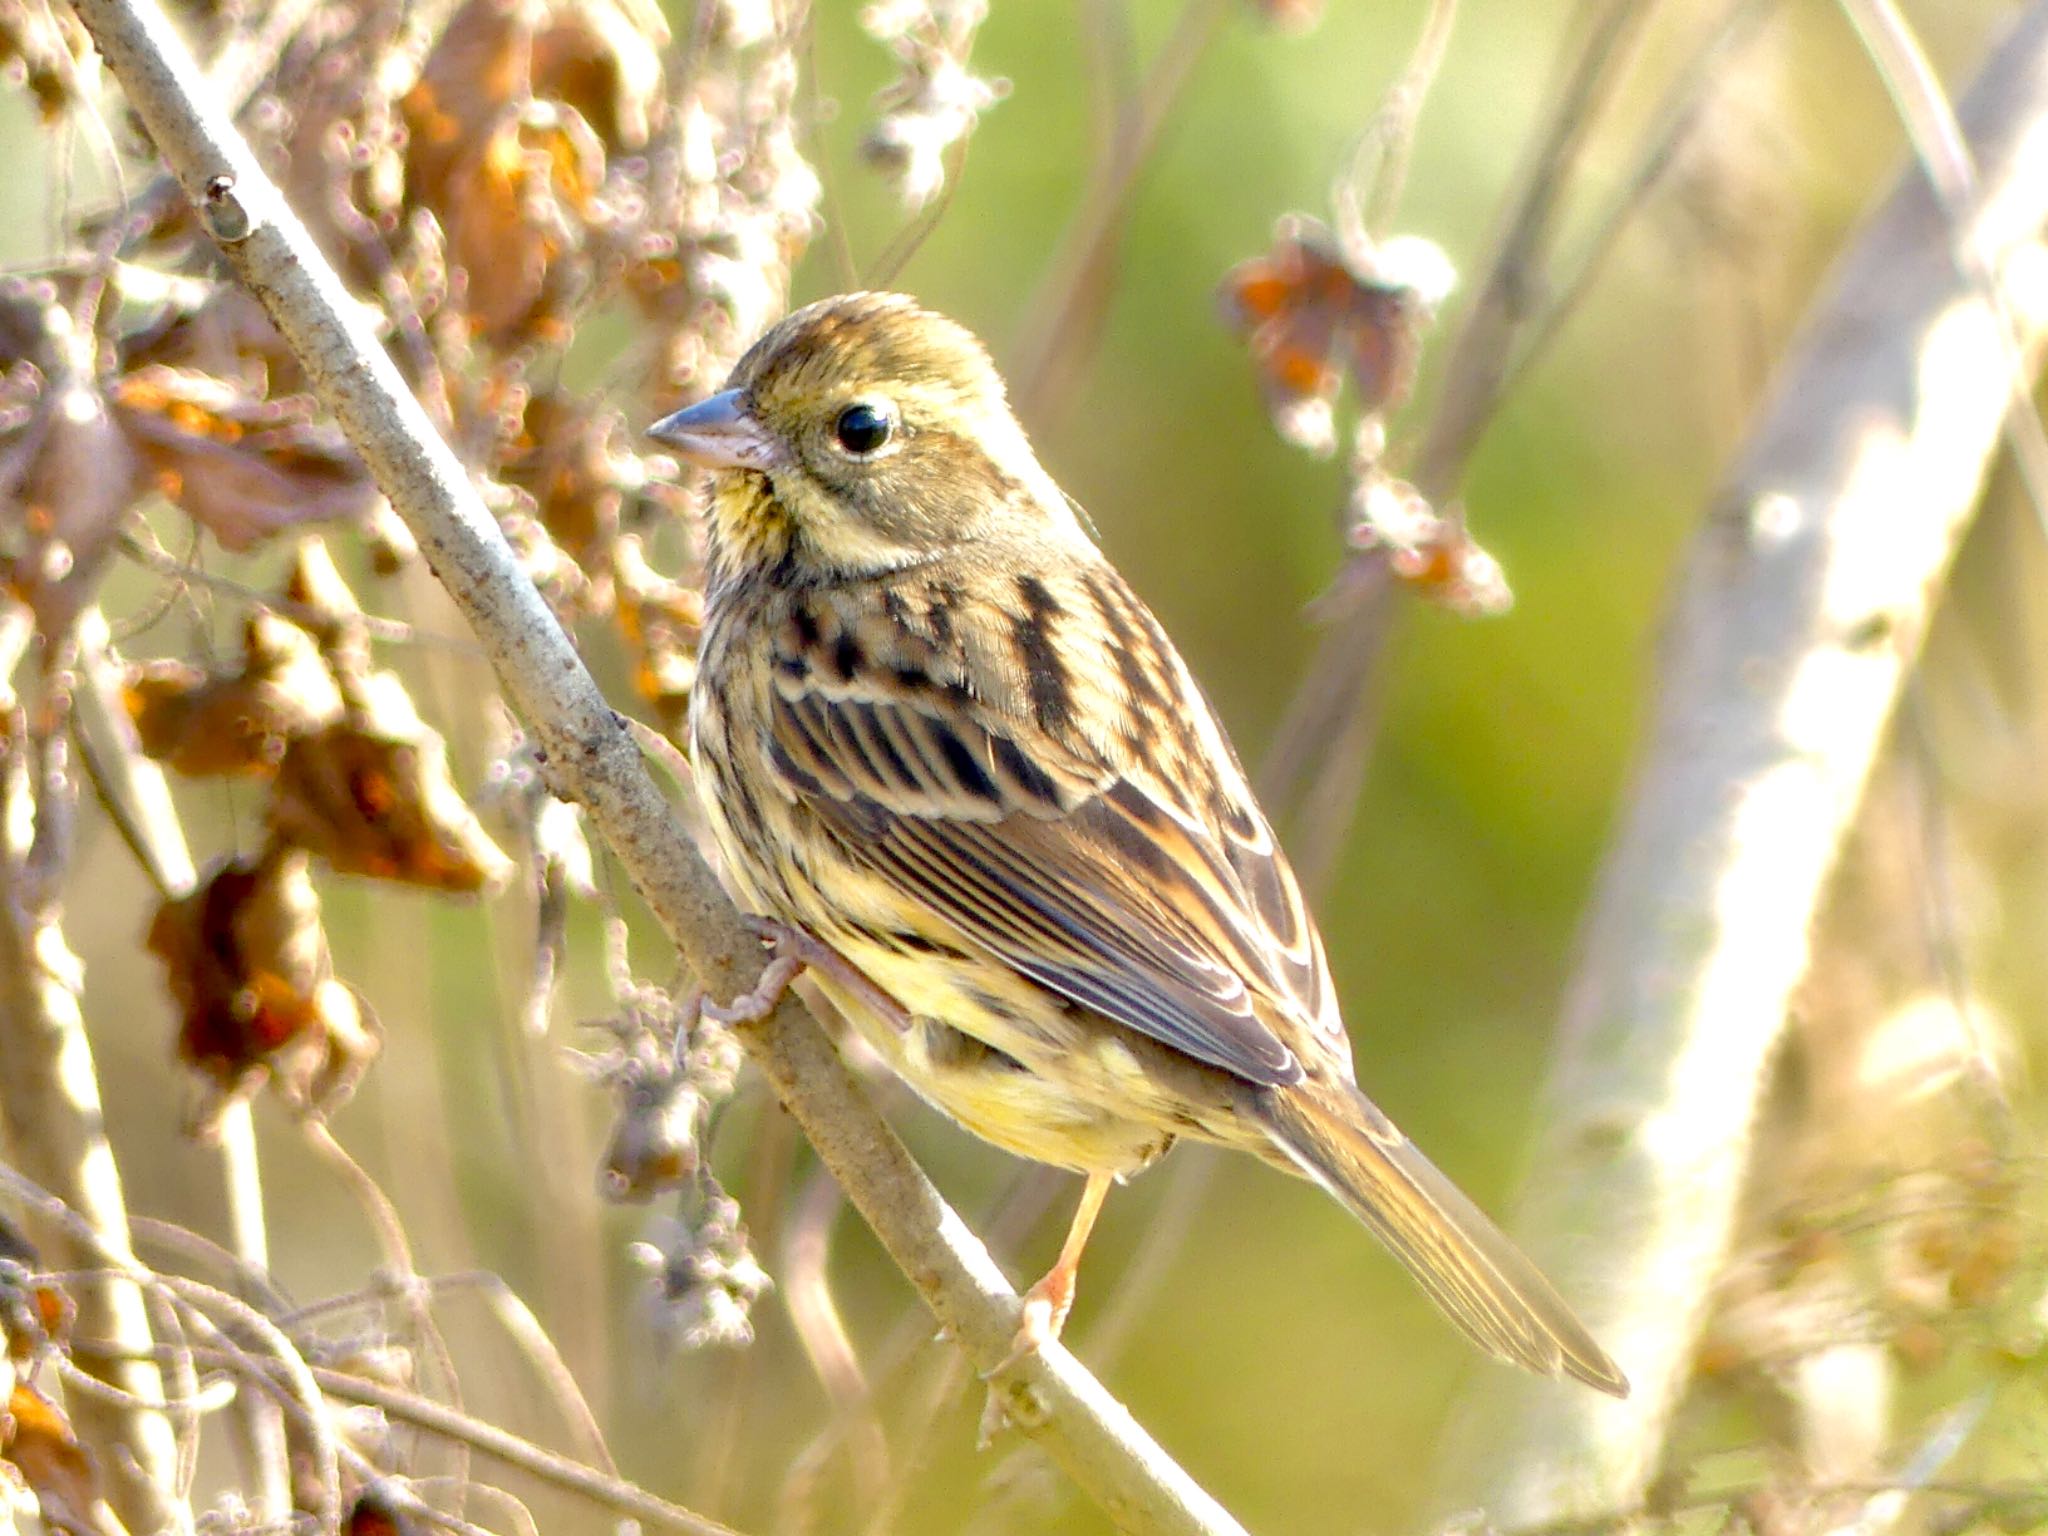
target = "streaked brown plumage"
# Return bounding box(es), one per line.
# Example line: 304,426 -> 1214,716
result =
651,291 -> 1626,1396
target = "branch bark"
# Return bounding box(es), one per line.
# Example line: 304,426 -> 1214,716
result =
60,1 -> 1250,1531
1432,5 -> 2048,1524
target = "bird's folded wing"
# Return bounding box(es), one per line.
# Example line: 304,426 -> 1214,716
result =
763,680 -> 1315,1088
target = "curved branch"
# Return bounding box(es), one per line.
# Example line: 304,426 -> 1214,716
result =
59,1 -> 1249,1531
1432,4 -> 2048,1524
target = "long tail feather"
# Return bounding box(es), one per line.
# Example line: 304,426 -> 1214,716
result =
1257,1082 -> 1628,1398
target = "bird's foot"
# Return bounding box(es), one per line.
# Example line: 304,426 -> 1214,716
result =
700,918 -> 806,1024
976,1269 -> 1074,1444
981,1266 -> 1077,1380
703,917 -> 912,1035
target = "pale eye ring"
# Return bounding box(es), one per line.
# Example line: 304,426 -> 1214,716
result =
833,400 -> 896,457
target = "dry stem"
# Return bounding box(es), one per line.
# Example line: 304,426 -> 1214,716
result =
1259,0 -> 1658,842
0,621 -> 188,1536
1432,4 -> 2048,1523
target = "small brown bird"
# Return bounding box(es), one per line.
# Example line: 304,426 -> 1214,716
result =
651,292 -> 1626,1396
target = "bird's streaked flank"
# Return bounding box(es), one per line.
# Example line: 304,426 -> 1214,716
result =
652,292 -> 1626,1398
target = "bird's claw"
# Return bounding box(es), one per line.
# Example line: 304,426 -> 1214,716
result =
701,918 -> 817,1023
706,917 -> 914,1036
701,949 -> 803,1024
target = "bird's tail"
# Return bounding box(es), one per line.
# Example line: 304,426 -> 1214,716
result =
1256,1081 -> 1628,1398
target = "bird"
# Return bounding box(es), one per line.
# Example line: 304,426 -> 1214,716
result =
649,291 -> 1627,1397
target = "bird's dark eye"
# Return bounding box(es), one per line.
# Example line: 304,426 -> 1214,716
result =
833,401 -> 895,456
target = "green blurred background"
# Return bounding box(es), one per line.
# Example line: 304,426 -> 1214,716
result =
5,0 -> 2040,1531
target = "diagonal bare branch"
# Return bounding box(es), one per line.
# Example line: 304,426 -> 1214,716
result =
56,0 -> 1253,1530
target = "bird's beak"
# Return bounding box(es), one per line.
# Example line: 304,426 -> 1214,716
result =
647,390 -> 783,471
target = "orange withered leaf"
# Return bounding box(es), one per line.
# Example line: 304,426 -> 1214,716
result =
125,610 -> 347,777
343,1480 -> 423,1536
530,0 -> 668,151
1219,215 -> 1452,456
0,1254 -> 71,1370
113,365 -> 381,549
401,0 -> 647,345
442,103 -> 607,342
501,387 -> 628,573
269,673 -> 515,893
0,305 -> 146,632
1345,472 -> 1511,618
4,1381 -> 105,1536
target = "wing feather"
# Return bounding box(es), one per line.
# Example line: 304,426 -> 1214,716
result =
757,565 -> 1336,1088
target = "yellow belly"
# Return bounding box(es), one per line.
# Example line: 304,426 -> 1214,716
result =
806,964 -> 1178,1177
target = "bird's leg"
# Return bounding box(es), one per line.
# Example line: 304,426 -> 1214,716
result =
703,917 -> 912,1034
986,1169 -> 1115,1377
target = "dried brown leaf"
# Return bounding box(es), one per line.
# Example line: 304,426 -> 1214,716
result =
3,1382 -> 103,1536
283,535 -> 376,681
0,0 -> 94,119
125,610 -> 346,777
148,848 -> 380,1133
113,365 -> 381,549
122,284 -> 304,395
531,0 -> 668,150
501,387 -> 628,573
0,322 -> 146,633
1218,214 -> 1451,456
270,672 -> 514,892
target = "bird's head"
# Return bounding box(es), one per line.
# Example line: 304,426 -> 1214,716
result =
649,292 -> 1086,582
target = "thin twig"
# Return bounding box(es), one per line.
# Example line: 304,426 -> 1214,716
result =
70,608 -> 196,900
2,1177 -> 324,1532
300,1119 -> 469,1495
117,529 -> 478,653
267,1265 -> 617,1479
1895,685 -> 2016,1141
1334,0 -> 1459,245
309,1364 -> 749,1536
1260,0 -> 1658,834
1506,0 -> 1779,410
405,1477 -> 542,1536
427,1272 -> 618,1477
1009,0 -> 1231,421
775,1164 -> 889,1520
128,1218 -> 291,1317
864,137 -> 970,289
85,1272 -> 343,1531
1411,0 -> 1657,495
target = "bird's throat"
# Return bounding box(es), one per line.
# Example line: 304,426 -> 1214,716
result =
704,472 -> 796,588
